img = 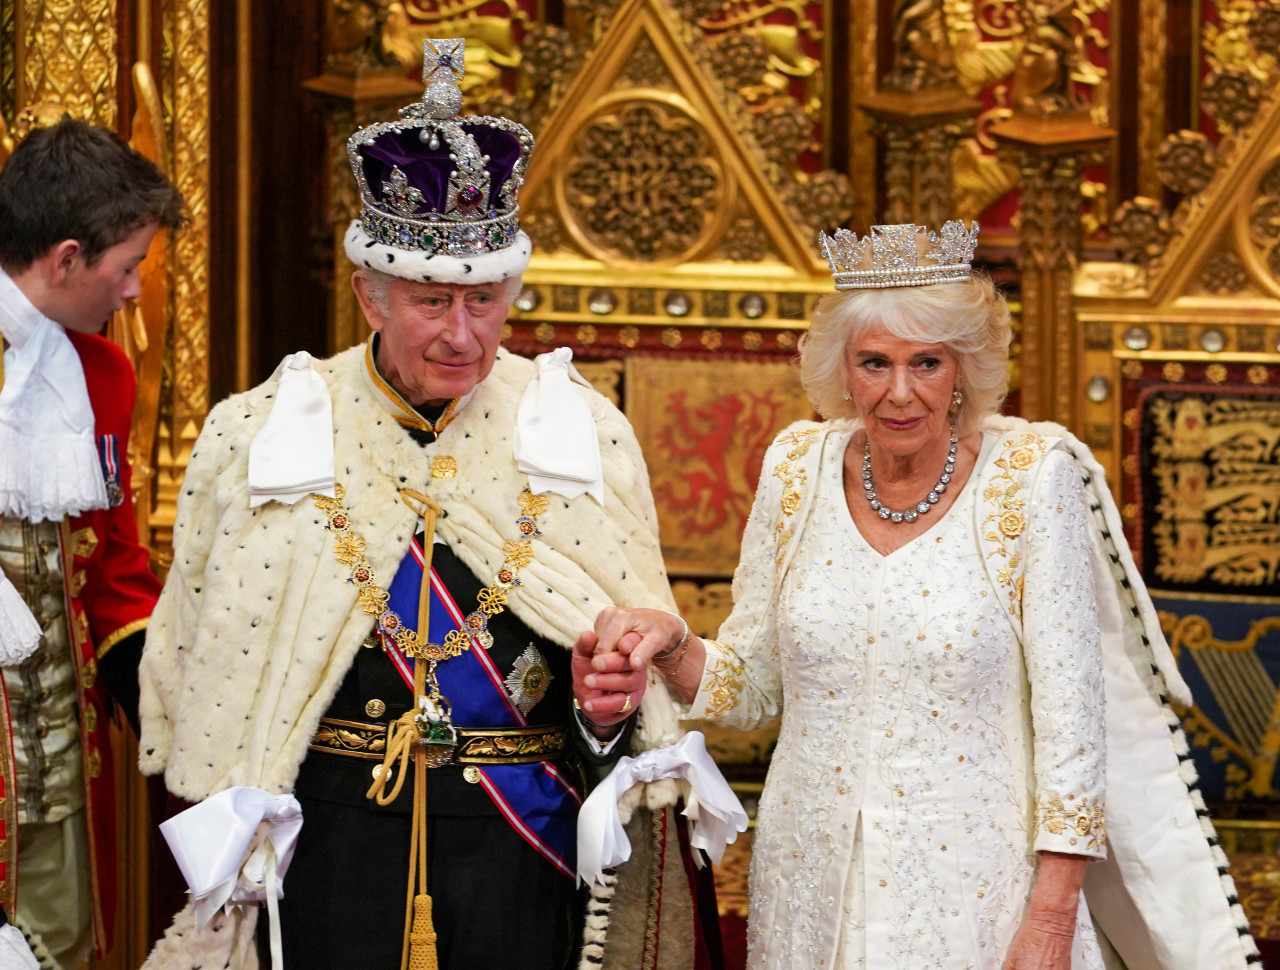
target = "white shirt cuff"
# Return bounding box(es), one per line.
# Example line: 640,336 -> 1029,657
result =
574,707 -> 627,756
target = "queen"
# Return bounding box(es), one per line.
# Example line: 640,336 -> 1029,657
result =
572,222 -> 1259,969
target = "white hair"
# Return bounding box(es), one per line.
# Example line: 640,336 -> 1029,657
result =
798,274 -> 1012,436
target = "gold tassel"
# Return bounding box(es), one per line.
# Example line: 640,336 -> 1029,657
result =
390,491 -> 445,970
407,894 -> 439,969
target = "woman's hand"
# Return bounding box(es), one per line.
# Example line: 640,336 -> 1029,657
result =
1002,851 -> 1089,970
1002,911 -> 1076,969
570,608 -> 685,734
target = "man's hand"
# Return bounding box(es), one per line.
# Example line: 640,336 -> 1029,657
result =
571,608 -> 684,731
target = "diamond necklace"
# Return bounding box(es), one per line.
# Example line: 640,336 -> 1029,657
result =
861,429 -> 958,524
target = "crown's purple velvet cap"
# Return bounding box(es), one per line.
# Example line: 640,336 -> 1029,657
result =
359,122 -> 523,216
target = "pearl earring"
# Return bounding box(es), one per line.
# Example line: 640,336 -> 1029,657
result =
952,389 -> 963,408
843,390 -> 852,401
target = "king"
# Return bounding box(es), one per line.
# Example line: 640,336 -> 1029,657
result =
139,39 -> 713,970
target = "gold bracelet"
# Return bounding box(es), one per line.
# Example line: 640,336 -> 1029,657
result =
655,615 -> 692,674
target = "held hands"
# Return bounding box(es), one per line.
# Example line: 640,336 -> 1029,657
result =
571,607 -> 685,730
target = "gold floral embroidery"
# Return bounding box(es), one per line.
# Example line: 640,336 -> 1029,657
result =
998,509 -> 1026,538
980,434 -> 1050,619
771,428 -> 822,566
1008,448 -> 1037,471
702,652 -> 745,719
1037,792 -> 1106,851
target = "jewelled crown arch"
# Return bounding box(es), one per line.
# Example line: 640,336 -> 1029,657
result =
819,221 -> 981,290
344,37 -> 535,284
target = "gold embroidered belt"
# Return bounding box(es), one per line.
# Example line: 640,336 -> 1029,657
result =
310,717 -> 569,765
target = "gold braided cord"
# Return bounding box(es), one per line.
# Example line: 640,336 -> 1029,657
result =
313,484 -> 552,969
405,494 -> 441,970
408,893 -> 439,970
366,711 -> 419,806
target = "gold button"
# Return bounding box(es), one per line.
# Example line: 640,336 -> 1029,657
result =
879,879 -> 887,887
365,698 -> 387,718
371,764 -> 389,781
463,766 -> 482,784
941,845 -> 948,851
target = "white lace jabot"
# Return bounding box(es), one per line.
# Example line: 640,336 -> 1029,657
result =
0,266 -> 108,523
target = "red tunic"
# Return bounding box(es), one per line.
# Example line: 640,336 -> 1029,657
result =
0,330 -> 160,954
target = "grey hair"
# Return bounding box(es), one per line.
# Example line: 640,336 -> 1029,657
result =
356,267 -> 524,314
798,274 -> 1012,436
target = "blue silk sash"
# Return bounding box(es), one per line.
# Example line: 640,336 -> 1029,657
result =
383,537 -> 580,879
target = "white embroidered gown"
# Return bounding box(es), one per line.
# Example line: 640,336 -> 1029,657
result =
691,430 -> 1109,970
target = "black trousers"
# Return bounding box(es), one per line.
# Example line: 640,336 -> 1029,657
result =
264,792 -> 584,970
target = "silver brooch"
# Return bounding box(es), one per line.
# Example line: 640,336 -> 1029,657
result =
505,644 -> 553,715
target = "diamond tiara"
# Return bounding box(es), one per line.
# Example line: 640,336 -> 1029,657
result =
819,221 -> 980,290
345,38 -> 534,261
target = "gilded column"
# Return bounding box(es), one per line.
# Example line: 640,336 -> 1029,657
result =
989,0 -> 1114,426
1137,0 -> 1167,198
857,0 -> 979,228
151,0 -> 212,562
991,119 -> 1112,424
860,89 -> 979,228
17,0 -> 117,127
849,0 -> 880,230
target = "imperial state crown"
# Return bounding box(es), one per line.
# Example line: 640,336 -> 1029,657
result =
344,38 -> 535,285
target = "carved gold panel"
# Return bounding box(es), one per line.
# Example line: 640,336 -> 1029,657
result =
625,355 -> 812,577
165,0 -> 211,422
19,0 -> 117,128
556,92 -> 734,265
573,358 -> 624,405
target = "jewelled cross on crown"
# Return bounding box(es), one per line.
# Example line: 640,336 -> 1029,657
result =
382,167 -> 425,217
423,38 -> 465,84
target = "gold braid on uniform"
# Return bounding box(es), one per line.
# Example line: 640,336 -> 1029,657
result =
359,487 -> 444,970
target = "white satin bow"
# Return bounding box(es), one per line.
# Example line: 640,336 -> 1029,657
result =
576,731 -> 748,887
514,347 -> 604,504
161,786 -> 303,968
247,351 -> 336,507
